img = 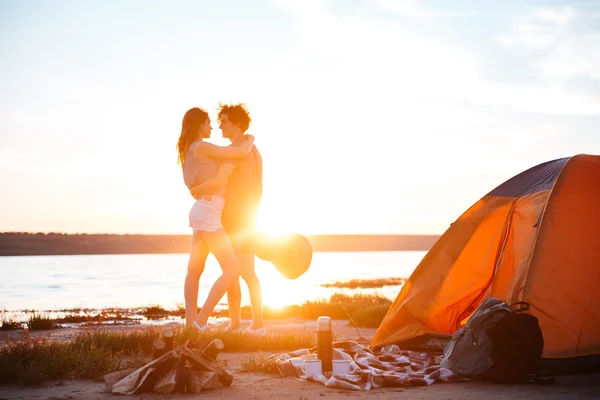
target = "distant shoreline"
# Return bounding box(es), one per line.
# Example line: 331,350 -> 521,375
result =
0,232 -> 441,256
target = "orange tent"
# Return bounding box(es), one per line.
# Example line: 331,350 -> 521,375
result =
371,154 -> 600,360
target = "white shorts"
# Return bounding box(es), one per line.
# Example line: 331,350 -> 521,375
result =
189,196 -> 225,232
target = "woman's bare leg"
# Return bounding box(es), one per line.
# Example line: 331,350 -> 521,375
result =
240,253 -> 264,329
226,278 -> 242,330
194,228 -> 241,326
184,232 -> 209,328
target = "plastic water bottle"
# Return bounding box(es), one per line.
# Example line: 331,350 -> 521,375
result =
317,316 -> 333,373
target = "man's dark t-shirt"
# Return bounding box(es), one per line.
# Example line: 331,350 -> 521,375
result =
222,145 -> 262,234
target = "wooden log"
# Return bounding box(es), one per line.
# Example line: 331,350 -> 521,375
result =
201,338 -> 224,360
187,369 -> 203,393
190,338 -> 225,372
193,371 -> 220,389
162,328 -> 174,351
173,358 -> 190,393
152,338 -> 166,360
112,350 -> 177,394
182,347 -> 234,387
173,367 -> 204,393
139,346 -> 183,392
104,367 -> 136,391
153,366 -> 178,394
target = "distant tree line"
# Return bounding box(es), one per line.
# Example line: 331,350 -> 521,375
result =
0,232 -> 440,256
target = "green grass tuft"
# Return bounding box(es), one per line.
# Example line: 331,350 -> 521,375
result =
294,293 -> 392,324
0,331 -> 123,384
71,327 -> 162,355
214,292 -> 392,326
351,304 -> 391,327
0,326 -> 315,385
27,313 -> 55,331
1,318 -> 23,331
142,305 -> 169,320
320,277 -> 406,289
241,352 -> 279,374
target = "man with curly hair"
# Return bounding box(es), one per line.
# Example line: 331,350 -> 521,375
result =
191,103 -> 265,335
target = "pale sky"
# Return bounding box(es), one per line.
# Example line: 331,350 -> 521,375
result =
1,0 -> 599,235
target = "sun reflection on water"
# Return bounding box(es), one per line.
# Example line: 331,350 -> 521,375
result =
0,252 -> 426,323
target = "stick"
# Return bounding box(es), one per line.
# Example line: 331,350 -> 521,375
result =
162,328 -> 174,351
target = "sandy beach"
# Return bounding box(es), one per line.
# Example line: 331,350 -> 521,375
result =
1,319 -> 599,400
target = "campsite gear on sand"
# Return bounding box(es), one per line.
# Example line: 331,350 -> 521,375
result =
441,298 -> 546,383
371,154 -> 600,369
290,358 -> 305,368
251,232 -> 313,279
317,316 -> 333,373
332,360 -> 351,375
303,359 -> 323,377
272,340 -> 471,391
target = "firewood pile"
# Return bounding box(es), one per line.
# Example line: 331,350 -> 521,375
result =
103,329 -> 233,394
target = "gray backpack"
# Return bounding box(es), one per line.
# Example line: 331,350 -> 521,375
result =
440,298 -> 512,377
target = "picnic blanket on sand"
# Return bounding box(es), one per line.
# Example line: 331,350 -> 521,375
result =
269,341 -> 470,391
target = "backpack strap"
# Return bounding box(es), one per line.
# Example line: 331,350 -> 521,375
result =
510,302 -> 530,313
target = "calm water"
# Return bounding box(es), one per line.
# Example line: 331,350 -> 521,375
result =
0,251 -> 425,317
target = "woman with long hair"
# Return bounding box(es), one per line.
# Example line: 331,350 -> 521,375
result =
177,107 -> 254,331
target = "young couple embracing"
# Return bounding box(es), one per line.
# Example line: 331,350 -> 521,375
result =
177,103 -> 265,336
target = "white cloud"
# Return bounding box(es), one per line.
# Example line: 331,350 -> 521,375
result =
497,8 -> 576,49
373,0 -> 470,18
273,0 -> 600,115
468,81 -> 600,115
498,6 -> 600,80
536,33 -> 600,79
